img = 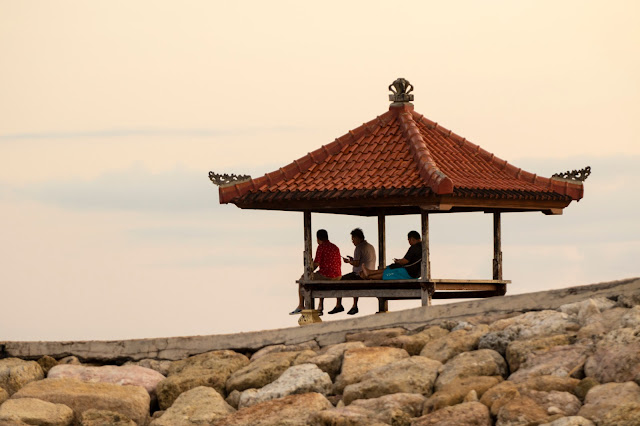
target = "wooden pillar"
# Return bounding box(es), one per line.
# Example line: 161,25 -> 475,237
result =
421,211 -> 432,306
303,211 -> 313,281
377,214 -> 386,269
493,212 -> 503,280
421,211 -> 431,280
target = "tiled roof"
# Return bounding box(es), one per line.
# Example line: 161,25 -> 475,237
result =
219,103 -> 583,209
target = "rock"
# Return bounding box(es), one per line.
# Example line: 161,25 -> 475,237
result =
521,389 -> 581,417
424,376 -> 503,413
37,356 -> 59,376
342,356 -> 441,405
574,377 -> 599,401
384,326 -> 449,355
617,293 -> 640,308
314,392 -> 424,425
496,396 -> 550,426
149,386 -> 235,426
220,392 -> 332,425
290,349 -> 318,366
508,344 -> 591,383
539,417 -> 595,426
518,375 -> 580,394
238,364 -> 332,408
412,401 -> 491,426
58,356 -> 80,365
578,381 -> 640,425
226,389 -> 241,409
0,388 -> 8,405
48,364 -> 165,396
157,349 -> 249,409
0,358 -> 45,396
559,297 -> 616,317
600,403 -> 640,425
250,340 -> 319,361
490,310 -> 579,341
345,327 -> 407,347
478,328 -> 520,356
0,397 -> 74,426
303,342 -> 365,379
506,334 -> 573,372
420,325 -> 489,363
621,306 -> 640,328
124,359 -> 172,376
435,349 -> 508,391
226,351 -> 305,394
333,346 -> 409,394
11,378 -> 149,425
577,307 -> 629,339
80,409 -> 136,426
584,327 -> 640,384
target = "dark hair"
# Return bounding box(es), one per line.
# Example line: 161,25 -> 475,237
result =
317,229 -> 329,241
408,230 -> 421,240
350,228 -> 365,240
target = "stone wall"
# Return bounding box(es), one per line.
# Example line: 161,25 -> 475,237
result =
1,277 -> 639,425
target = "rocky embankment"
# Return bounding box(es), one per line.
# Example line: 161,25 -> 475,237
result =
1,278 -> 640,425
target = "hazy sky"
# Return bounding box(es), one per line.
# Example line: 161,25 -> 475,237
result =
1,1 -> 638,341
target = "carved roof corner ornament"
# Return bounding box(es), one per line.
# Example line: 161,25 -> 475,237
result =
389,78 -> 414,104
551,166 -> 592,182
209,171 -> 252,187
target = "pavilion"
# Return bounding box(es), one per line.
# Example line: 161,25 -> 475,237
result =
210,78 -> 588,321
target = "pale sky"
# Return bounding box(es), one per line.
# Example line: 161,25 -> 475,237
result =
1,1 -> 639,341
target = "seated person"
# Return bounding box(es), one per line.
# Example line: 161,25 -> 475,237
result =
290,229 -> 341,315
328,228 -> 376,316
361,230 -> 422,280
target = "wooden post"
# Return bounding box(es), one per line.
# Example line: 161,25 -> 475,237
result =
493,212 -> 502,280
378,214 -> 386,269
377,298 -> 388,313
421,211 -> 430,280
303,211 -> 313,281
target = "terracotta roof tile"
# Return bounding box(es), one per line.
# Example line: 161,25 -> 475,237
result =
219,103 -> 584,207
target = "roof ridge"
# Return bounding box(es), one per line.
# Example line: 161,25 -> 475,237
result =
397,108 -> 453,195
409,110 -> 583,200
219,110 -> 396,204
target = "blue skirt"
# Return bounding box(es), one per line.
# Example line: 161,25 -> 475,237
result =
382,266 -> 413,280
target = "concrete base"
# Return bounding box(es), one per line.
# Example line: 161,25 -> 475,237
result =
298,309 -> 322,326
1,277 -> 638,362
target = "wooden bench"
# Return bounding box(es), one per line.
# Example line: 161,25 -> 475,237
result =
298,279 -> 510,313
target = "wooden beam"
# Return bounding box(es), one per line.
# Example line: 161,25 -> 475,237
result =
421,211 -> 430,280
378,214 -> 386,268
303,211 -> 312,281
377,298 -> 389,313
493,212 -> 502,280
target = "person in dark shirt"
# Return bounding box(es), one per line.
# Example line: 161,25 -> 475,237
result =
361,230 -> 422,280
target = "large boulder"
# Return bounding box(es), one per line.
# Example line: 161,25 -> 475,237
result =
423,376 -> 503,413
490,310 -> 579,341
584,327 -> 640,384
48,364 -> 165,396
578,381 -> 640,425
238,364 -> 331,408
521,389 -> 581,417
11,378 -> 149,425
313,393 -> 425,425
508,344 -> 591,383
0,397 -> 74,426
506,334 -> 573,372
150,386 -> 235,426
419,325 -> 489,363
333,346 -> 409,394
435,349 -> 508,391
577,307 -> 629,339
221,392 -> 332,425
156,349 -> 249,409
384,326 -> 449,355
0,358 -> 45,395
250,340 -> 319,361
495,396 -> 551,426
539,418 -> 595,426
412,401 -> 491,426
225,351 -> 307,394
342,356 -> 441,405
0,387 -> 8,405
303,342 -> 365,379
124,359 -> 172,377
345,327 -> 407,347
80,409 -> 136,426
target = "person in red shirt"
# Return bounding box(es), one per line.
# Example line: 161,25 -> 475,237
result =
290,229 -> 341,315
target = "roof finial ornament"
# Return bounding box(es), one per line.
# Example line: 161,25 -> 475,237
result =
389,78 -> 414,104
